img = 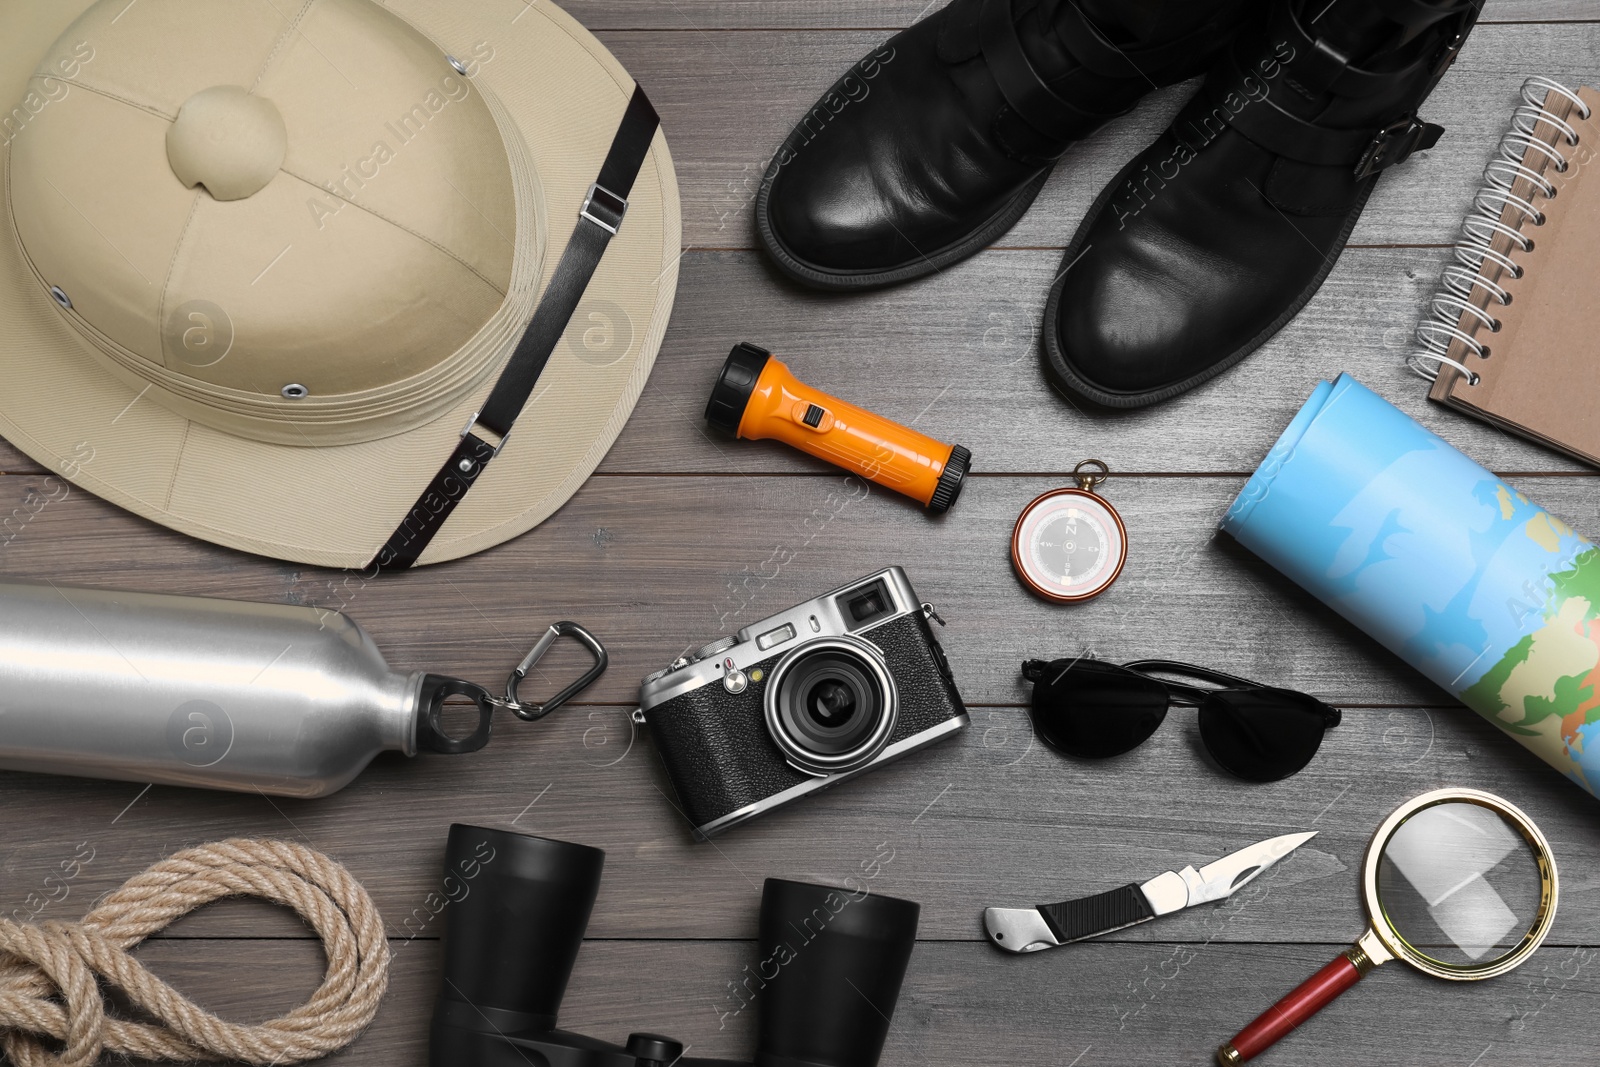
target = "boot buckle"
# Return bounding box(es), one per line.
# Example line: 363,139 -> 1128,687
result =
1431,28 -> 1469,79
1355,116 -> 1444,180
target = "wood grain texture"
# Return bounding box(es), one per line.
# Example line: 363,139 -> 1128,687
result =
560,0 -> 1600,30
1494,0 -> 1600,17
4,243 -> 1597,478
3,471 -> 1600,705
594,22 -> 1600,249
3,3 -> 1600,1065
598,247 -> 1592,476
2,696 -> 1596,943
98,937 -> 1600,1066
4,29 -> 1599,479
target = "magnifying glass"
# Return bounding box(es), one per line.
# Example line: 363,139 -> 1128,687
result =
1217,788 -> 1558,1064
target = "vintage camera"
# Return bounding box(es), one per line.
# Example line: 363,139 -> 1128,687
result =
638,567 -> 968,839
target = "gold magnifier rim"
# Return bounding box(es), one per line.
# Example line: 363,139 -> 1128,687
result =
1361,787 -> 1559,982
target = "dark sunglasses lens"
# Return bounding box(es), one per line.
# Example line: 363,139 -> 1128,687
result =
1198,689 -> 1329,782
1030,660 -> 1170,759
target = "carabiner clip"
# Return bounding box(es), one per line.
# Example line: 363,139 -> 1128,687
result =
501,621 -> 609,722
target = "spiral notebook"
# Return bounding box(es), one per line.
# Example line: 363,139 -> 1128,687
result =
1410,77 -> 1600,468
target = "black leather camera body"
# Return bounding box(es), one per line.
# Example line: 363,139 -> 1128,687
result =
638,567 -> 968,839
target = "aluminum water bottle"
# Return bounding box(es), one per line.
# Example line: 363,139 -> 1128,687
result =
0,580 -> 605,797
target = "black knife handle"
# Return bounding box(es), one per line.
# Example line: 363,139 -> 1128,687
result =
1038,883 -> 1155,944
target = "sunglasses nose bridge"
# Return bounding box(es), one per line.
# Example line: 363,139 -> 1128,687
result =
1161,682 -> 1211,707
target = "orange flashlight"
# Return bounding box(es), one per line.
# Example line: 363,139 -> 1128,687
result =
705,343 -> 971,513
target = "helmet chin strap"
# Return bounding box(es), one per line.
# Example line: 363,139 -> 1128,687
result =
374,85 -> 660,571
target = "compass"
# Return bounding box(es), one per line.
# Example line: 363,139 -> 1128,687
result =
1011,460 -> 1127,603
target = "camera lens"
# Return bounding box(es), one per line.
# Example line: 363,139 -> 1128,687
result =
792,654 -> 874,748
766,638 -> 898,775
809,679 -> 856,726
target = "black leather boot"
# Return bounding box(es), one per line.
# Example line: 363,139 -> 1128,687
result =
755,0 -> 1255,290
1042,0 -> 1481,407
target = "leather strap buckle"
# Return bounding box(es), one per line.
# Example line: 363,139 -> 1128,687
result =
580,182 -> 628,233
459,410 -> 509,458
374,86 -> 660,571
1431,27 -> 1468,79
1354,115 -> 1443,179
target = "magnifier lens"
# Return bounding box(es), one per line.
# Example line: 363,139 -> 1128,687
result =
1219,792 -> 1558,1067
1375,801 -> 1546,969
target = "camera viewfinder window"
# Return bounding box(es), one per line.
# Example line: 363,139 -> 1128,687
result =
840,580 -> 894,629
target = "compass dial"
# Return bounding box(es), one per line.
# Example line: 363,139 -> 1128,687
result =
1012,488 -> 1127,602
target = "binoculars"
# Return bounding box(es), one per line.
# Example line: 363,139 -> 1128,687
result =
431,824 -> 921,1067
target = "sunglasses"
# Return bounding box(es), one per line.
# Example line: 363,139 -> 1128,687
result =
1022,658 -> 1341,782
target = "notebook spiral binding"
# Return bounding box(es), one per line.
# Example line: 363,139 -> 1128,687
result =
1409,77 -> 1593,385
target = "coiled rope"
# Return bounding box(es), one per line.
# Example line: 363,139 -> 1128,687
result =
0,839 -> 389,1067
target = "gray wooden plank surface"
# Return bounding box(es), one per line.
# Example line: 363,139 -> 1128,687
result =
562,0 -> 1599,30
597,247 -> 1593,476
4,471 -> 1600,706
103,937 -> 1600,1066
4,3 -> 1600,1065
4,244 -> 1597,479
593,21 -> 1600,250
4,25 -> 1599,479
3,696 -> 1596,943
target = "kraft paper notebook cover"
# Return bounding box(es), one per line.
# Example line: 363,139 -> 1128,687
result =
1411,79 -> 1600,468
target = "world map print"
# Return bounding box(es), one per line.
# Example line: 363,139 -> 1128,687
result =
1224,375 -> 1599,796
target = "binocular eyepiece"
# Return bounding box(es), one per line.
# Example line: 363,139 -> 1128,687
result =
431,824 -> 921,1067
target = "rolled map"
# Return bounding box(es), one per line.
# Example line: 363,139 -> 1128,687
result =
1222,374 -> 1600,796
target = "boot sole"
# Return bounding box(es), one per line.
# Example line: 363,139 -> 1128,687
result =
755,160 -> 1054,292
1040,148 -> 1378,409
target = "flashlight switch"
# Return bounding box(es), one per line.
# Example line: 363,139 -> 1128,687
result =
791,400 -> 834,431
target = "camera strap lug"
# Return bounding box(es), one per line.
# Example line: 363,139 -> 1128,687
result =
922,602 -> 946,626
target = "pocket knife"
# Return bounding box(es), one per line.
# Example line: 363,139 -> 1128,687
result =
984,831 -> 1317,953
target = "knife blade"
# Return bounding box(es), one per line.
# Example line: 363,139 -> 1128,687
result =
983,831 -> 1317,954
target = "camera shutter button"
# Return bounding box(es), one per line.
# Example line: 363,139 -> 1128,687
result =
721,657 -> 748,694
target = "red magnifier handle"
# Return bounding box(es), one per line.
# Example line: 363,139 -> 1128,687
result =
1218,951 -> 1367,1064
